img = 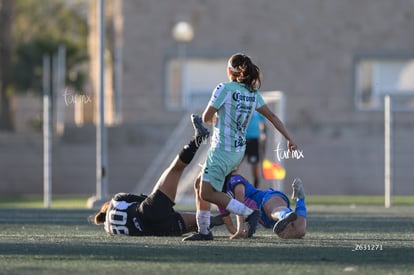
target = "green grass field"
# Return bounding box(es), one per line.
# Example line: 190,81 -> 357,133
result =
1,195 -> 414,208
0,197 -> 413,274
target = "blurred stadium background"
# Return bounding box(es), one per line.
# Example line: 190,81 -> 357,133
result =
0,0 -> 413,204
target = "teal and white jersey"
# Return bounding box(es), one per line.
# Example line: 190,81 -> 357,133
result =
208,81 -> 266,152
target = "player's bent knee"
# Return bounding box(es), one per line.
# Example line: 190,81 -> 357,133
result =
199,185 -> 215,202
199,189 -> 212,202
194,176 -> 201,190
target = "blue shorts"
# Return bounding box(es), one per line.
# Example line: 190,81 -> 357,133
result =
258,189 -> 291,228
201,148 -> 244,191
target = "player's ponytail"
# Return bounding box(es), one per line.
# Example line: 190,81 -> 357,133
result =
228,53 -> 261,92
93,201 -> 110,224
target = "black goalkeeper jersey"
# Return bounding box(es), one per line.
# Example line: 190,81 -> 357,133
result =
104,193 -> 147,236
104,191 -> 186,237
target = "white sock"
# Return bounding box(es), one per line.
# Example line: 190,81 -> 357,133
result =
225,198 -> 254,217
196,210 -> 210,235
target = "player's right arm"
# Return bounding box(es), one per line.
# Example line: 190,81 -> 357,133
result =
202,105 -> 218,125
202,83 -> 226,125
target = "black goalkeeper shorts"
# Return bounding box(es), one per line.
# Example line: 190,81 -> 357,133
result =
138,189 -> 186,236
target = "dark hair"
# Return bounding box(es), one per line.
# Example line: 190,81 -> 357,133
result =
228,53 -> 261,92
93,201 -> 110,224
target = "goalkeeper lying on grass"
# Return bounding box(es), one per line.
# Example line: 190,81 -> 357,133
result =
93,115 -> 225,236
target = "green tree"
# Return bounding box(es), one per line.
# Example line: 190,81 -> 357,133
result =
0,0 -> 88,131
0,0 -> 14,131
12,0 -> 88,93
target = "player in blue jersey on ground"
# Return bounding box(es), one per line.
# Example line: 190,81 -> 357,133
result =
219,174 -> 307,239
183,53 -> 298,241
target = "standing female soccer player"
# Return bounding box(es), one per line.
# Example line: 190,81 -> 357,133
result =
183,53 -> 297,241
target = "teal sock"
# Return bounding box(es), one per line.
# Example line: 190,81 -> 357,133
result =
278,207 -> 292,220
295,198 -> 307,218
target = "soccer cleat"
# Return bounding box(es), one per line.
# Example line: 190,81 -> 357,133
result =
245,210 -> 260,237
291,178 -> 305,200
209,213 -> 229,229
191,114 -> 210,140
182,231 -> 214,241
273,211 -> 297,235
